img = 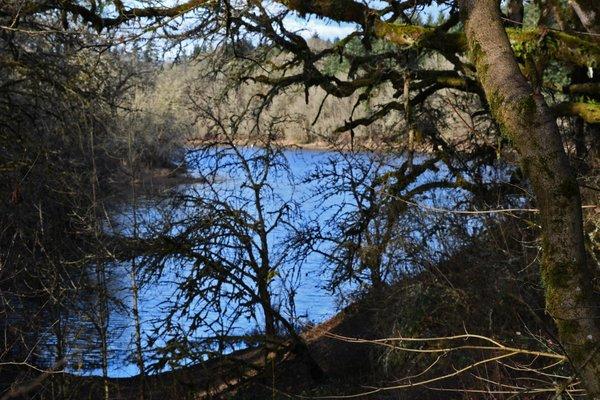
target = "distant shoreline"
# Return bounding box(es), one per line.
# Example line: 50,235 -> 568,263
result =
185,138 -> 428,153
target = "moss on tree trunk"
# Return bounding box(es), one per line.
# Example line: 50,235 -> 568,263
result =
458,0 -> 600,397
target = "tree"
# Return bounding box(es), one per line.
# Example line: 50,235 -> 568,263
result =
126,90 -> 323,379
2,0 -> 599,396
458,1 -> 599,395
297,146 -> 496,294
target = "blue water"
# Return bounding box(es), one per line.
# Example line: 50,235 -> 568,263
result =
68,147 -> 481,377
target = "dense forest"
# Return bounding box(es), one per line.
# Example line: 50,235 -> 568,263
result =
1,0 -> 599,399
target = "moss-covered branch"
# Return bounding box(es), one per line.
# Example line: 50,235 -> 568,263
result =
373,20 -> 467,54
373,23 -> 599,68
553,102 -> 600,123
562,82 -> 600,96
275,1 -> 599,68
507,28 -> 599,68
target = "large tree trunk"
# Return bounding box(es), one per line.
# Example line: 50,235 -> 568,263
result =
458,0 -> 600,397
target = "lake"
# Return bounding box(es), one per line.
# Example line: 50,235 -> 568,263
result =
59,146 -> 474,377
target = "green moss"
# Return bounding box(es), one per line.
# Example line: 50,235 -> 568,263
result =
370,24 -> 597,67
508,28 -> 541,60
436,76 -> 467,88
542,261 -> 574,289
466,38 -> 519,146
574,102 -> 600,124
554,31 -> 600,68
373,22 -> 465,53
540,235 -> 571,290
467,37 -> 483,64
487,90 -> 505,120
553,102 -> 600,124
373,21 -> 431,47
507,27 -> 600,68
516,94 -> 536,119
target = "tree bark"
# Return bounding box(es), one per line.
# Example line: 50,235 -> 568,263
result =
569,0 -> 600,33
458,0 -> 600,397
258,281 -> 276,339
